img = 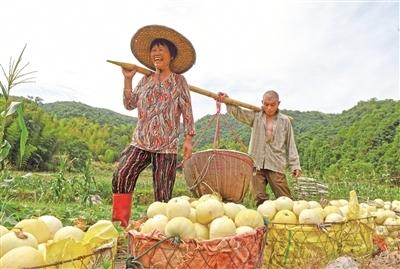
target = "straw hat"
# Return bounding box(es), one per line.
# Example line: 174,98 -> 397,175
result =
131,25 -> 196,74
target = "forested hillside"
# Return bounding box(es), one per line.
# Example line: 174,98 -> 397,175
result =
2,97 -> 399,182
42,101 -> 137,126
193,99 -> 400,181
297,99 -> 400,181
2,98 -> 135,170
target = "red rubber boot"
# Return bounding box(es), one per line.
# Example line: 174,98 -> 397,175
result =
112,193 -> 132,228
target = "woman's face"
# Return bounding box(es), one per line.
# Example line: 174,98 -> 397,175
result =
150,44 -> 172,71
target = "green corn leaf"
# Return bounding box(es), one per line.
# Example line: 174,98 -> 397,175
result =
17,104 -> 28,167
0,140 -> 11,162
0,81 -> 7,99
6,101 -> 21,117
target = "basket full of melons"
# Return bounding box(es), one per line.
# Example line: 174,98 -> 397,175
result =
0,216 -> 118,268
127,193 -> 267,269
260,191 -> 377,269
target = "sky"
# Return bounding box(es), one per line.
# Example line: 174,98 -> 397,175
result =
1,0 -> 399,120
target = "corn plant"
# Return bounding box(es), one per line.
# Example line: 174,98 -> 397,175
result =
50,155 -> 71,201
80,159 -> 97,206
0,45 -> 35,169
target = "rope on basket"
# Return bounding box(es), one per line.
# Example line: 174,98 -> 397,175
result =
193,99 -> 249,152
216,101 -> 248,152
126,235 -> 181,269
187,152 -> 216,193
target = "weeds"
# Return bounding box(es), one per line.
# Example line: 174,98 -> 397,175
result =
1,163 -> 398,227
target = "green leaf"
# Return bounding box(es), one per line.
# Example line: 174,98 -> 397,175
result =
17,104 -> 28,167
0,81 -> 7,99
0,140 -> 11,162
5,101 -> 21,117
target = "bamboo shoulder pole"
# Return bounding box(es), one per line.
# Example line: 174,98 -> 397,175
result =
107,60 -> 261,112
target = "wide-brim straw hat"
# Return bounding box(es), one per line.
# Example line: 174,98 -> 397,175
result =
131,25 -> 196,74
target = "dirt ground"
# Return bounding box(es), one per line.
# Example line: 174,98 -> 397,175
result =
364,250 -> 400,269
298,250 -> 400,269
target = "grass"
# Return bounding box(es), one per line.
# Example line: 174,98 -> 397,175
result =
0,165 -> 194,227
1,164 -> 399,228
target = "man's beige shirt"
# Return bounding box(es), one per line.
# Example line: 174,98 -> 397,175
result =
227,105 -> 301,173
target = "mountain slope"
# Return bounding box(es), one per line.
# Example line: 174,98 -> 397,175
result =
193,99 -> 400,179
42,101 -> 137,126
5,97 -> 399,179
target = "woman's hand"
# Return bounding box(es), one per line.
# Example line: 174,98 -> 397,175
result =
122,67 -> 137,90
122,67 -> 137,80
182,135 -> 193,160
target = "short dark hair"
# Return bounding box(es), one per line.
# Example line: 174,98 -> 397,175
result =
150,38 -> 178,59
263,90 -> 280,101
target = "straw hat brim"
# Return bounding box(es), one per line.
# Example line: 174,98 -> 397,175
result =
131,25 -> 196,74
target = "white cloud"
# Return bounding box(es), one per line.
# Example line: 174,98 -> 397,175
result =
1,0 -> 398,120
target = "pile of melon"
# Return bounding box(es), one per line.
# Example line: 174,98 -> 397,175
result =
257,196 -> 400,226
0,216 -> 118,268
137,192 -> 397,266
368,199 -> 400,249
137,194 -> 265,240
137,193 -> 400,241
258,195 -> 400,250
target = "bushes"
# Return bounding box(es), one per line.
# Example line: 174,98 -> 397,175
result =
101,149 -> 118,163
325,159 -> 375,181
60,140 -> 92,171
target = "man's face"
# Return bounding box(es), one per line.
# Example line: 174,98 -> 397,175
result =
262,95 -> 279,116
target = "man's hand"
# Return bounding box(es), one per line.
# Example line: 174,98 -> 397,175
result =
292,169 -> 301,178
182,135 -> 193,160
217,92 -> 228,101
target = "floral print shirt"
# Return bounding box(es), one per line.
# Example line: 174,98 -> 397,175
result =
124,73 -> 195,154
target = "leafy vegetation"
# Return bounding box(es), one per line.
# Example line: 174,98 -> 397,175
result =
296,99 -> 400,183
1,95 -> 399,188
0,98 -> 135,170
193,99 -> 400,184
0,46 -> 34,169
42,101 -> 137,126
1,164 -> 398,227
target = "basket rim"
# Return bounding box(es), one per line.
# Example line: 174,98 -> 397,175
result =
128,224 -> 266,244
26,241 -> 116,269
187,148 -> 254,169
192,148 -> 252,158
268,216 -> 375,226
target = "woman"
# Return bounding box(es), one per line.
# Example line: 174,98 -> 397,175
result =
112,25 -> 196,227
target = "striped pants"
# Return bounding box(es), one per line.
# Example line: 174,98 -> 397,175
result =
112,145 -> 177,202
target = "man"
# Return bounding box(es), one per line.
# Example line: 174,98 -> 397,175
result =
219,90 -> 301,206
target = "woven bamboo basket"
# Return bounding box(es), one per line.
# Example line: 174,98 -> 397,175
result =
293,176 -> 329,200
26,241 -> 116,269
127,218 -> 267,269
262,217 -> 375,269
374,223 -> 400,250
183,149 -> 254,203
